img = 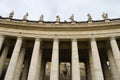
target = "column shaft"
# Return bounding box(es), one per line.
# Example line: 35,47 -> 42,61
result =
4,37 -> 22,80
90,38 -> 104,80
27,38 -> 41,80
107,48 -> 120,80
36,49 -> 42,80
85,61 -> 91,80
110,37 -> 120,75
0,36 -> 4,51
101,58 -> 111,80
13,47 -> 26,80
50,39 -> 59,80
89,49 -> 94,80
72,39 -> 80,80
40,60 -> 46,80
0,45 -> 9,76
21,58 -> 30,80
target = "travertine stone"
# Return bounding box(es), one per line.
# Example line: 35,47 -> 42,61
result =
0,45 -> 9,76
101,57 -> 111,80
27,38 -> 41,80
13,47 -> 26,80
72,39 -> 80,80
89,49 -> 94,80
90,38 -> 104,80
21,58 -> 30,80
50,39 -> 59,80
110,37 -> 120,75
4,37 -> 23,80
36,49 -> 42,80
85,61 -> 91,80
0,35 -> 4,51
107,47 -> 120,80
40,60 -> 46,80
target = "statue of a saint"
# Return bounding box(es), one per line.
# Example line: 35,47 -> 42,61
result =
69,14 -> 74,22
23,12 -> 29,20
87,13 -> 92,22
102,12 -> 108,20
63,63 -> 68,80
9,11 -> 14,19
56,15 -> 60,23
39,15 -> 44,22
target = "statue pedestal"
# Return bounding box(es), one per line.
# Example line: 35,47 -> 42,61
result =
71,22 -> 76,24
22,20 -> 27,23
39,21 -> 43,24
55,22 -> 60,24
88,21 -> 93,23
105,19 -> 110,22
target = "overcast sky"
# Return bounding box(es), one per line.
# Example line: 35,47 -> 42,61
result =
0,0 -> 120,21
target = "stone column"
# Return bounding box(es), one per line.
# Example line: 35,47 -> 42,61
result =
13,47 -> 26,80
107,47 -> 120,80
90,38 -> 104,80
71,39 -> 80,80
85,61 -> 91,80
0,35 -> 4,51
101,57 -> 111,80
50,39 -> 59,80
36,49 -> 42,80
21,57 -> 30,80
89,49 -> 94,80
40,60 -> 46,80
27,38 -> 41,80
0,45 -> 9,76
110,37 -> 120,75
4,37 -> 23,80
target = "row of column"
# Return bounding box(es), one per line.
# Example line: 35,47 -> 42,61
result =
0,36 -> 120,80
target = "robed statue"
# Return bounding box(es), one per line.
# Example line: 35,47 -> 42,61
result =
39,14 -> 44,22
56,15 -> 60,23
69,14 -> 75,22
23,12 -> 29,20
102,12 -> 109,20
87,13 -> 92,22
9,11 -> 14,19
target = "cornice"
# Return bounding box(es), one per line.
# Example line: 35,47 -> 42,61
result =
0,18 -> 120,31
0,17 -> 120,39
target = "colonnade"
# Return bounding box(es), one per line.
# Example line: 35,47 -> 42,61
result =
0,35 -> 120,80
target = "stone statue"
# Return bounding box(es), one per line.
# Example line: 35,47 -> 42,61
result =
87,13 -> 92,22
69,14 -> 74,22
39,14 -> 44,22
56,15 -> 60,23
102,12 -> 109,20
23,12 -> 29,20
9,11 -> 14,19
63,63 -> 68,80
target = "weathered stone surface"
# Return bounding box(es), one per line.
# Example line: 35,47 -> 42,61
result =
0,17 -> 120,80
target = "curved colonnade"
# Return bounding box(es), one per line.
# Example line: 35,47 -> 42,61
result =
0,17 -> 120,80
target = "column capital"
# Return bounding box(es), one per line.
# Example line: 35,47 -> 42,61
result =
72,38 -> 77,42
35,38 -> 41,41
90,38 -> 96,42
17,36 -> 23,40
0,35 -> 5,38
53,38 -> 59,42
110,36 -> 116,40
